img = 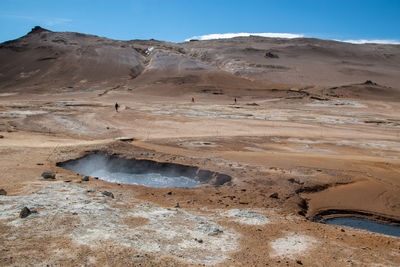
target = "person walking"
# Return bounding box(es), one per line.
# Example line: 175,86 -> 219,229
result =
115,102 -> 119,112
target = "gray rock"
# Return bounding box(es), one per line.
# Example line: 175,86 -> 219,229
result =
41,172 -> 55,179
102,191 -> 114,199
81,176 -> 89,182
0,188 -> 6,195
20,207 -> 31,218
208,228 -> 223,236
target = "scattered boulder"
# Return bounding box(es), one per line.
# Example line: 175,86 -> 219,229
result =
269,192 -> 279,199
81,176 -> 89,182
20,207 -> 31,218
175,202 -> 180,208
296,260 -> 303,265
194,238 -> 203,244
41,172 -> 55,179
265,51 -> 279,58
0,188 -> 7,195
102,191 -> 114,199
0,135 -> 3,139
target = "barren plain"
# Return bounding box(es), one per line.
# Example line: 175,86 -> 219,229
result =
0,27 -> 399,266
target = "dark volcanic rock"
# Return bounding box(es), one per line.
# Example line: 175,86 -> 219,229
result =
41,172 -> 56,179
81,176 -> 89,182
28,26 -> 51,35
0,188 -> 7,195
269,192 -> 279,199
265,51 -> 279,58
20,207 -> 31,218
364,80 -> 377,85
102,191 -> 114,199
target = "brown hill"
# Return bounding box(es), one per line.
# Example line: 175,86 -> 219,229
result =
1,26 -> 400,96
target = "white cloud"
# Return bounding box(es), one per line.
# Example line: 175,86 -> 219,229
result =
44,18 -> 72,27
185,32 -> 400,45
341,39 -> 400,45
185,32 -> 304,41
0,14 -> 72,27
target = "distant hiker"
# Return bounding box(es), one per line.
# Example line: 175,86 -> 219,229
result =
192,97 -> 195,103
115,102 -> 119,112
234,97 -> 237,104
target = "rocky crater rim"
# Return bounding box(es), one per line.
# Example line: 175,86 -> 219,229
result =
56,151 -> 232,187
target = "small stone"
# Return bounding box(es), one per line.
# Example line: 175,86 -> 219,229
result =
0,135 -> 3,139
208,229 -> 223,236
269,192 -> 279,199
72,212 -> 78,215
133,254 -> 145,258
102,191 -> 114,199
36,163 -> 44,165
81,176 -> 89,182
296,260 -> 303,265
341,229 -> 345,232
167,191 -> 172,195
41,172 -> 55,179
175,202 -> 180,208
195,238 -> 203,244
0,188 -> 6,195
20,207 -> 31,218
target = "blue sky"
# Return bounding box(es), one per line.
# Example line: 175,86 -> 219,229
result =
0,0 -> 399,43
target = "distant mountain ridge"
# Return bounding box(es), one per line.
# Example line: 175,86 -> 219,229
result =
0,26 -> 399,92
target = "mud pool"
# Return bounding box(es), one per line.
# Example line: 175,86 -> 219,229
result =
57,153 -> 231,188
326,217 -> 400,237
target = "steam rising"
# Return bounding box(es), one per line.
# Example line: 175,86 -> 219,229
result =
59,153 -> 202,188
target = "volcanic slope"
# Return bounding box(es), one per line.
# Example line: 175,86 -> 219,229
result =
1,26 -> 400,95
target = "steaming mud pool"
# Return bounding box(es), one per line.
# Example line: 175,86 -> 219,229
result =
86,169 -> 201,188
57,153 -> 218,188
326,217 -> 400,237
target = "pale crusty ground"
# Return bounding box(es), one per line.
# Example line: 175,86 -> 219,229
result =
0,87 -> 400,266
